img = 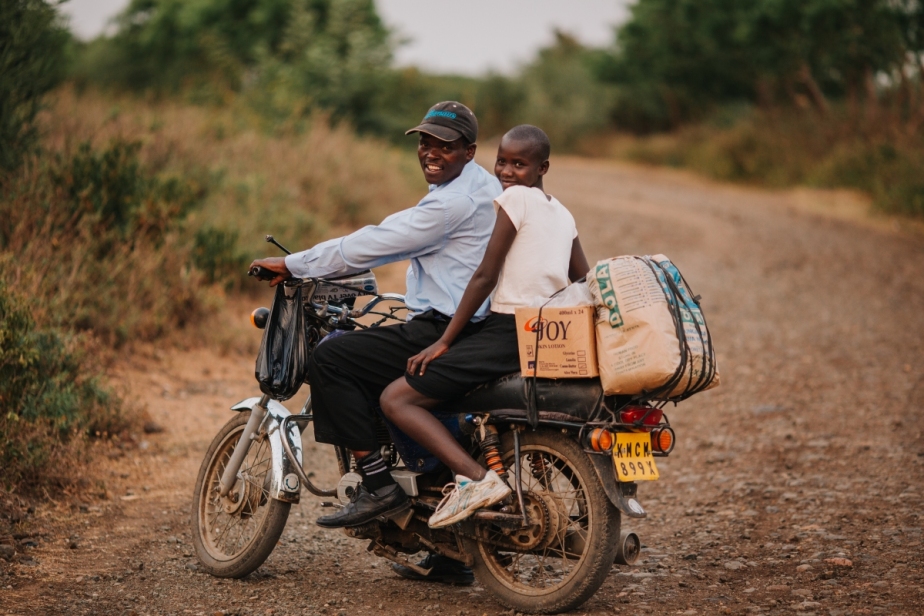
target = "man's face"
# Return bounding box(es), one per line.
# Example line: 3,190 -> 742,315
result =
417,133 -> 476,185
494,137 -> 548,191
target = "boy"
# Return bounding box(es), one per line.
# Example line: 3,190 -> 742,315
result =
380,125 -> 590,527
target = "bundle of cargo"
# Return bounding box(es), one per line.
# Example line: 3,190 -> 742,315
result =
587,254 -> 719,399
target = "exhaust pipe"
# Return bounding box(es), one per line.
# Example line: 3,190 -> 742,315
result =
614,530 -> 641,565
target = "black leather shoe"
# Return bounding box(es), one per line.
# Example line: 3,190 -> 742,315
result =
316,484 -> 409,528
391,553 -> 475,586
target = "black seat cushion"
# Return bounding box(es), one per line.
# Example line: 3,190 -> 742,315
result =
437,373 -> 630,422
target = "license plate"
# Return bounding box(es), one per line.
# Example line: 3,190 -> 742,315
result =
613,432 -> 660,482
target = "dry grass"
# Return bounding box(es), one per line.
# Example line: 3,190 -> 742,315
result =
41,88 -> 423,260
583,109 -> 924,220
0,87 -> 422,497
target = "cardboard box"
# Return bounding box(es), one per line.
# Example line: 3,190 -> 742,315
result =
514,306 -> 598,378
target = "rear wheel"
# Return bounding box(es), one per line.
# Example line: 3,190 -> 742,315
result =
464,429 -> 621,614
191,412 -> 291,578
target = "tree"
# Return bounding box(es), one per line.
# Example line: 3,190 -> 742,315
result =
0,0 -> 69,172
81,0 -> 393,129
596,0 -> 920,130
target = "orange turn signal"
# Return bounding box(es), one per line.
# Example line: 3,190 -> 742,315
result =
650,427 -> 675,454
587,428 -> 615,452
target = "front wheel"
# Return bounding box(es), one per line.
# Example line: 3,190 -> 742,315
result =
191,412 -> 290,578
464,429 -> 621,614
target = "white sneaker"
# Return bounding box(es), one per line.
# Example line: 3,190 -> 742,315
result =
428,470 -> 512,528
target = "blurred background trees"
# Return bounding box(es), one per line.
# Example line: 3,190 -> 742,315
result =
1,0 -> 923,493
0,0 -> 69,171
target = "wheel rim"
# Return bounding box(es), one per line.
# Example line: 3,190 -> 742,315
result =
198,424 -> 275,561
476,445 -> 593,596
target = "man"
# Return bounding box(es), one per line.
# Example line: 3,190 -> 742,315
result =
250,102 -> 501,570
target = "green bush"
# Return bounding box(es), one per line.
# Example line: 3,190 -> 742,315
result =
0,281 -> 124,492
0,0 -> 69,171
619,107 -> 924,218
192,226 -> 249,288
0,138 -> 212,345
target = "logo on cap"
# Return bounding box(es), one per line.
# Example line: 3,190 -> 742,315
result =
425,110 -> 457,120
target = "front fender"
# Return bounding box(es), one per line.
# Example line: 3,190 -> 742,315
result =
231,397 -> 303,504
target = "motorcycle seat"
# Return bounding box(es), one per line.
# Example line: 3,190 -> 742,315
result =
438,373 -> 631,422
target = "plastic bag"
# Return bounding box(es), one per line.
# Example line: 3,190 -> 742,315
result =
255,283 -> 308,401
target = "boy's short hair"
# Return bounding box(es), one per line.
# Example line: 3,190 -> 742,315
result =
504,125 -> 551,162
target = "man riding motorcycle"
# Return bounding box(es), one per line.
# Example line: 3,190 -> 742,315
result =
250,101 -> 501,583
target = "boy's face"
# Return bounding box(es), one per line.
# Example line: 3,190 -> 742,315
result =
417,133 -> 476,185
494,137 -> 549,191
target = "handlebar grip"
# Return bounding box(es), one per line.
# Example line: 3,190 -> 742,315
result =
249,265 -> 277,281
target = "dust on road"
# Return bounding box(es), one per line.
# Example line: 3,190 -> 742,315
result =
2,158 -> 923,616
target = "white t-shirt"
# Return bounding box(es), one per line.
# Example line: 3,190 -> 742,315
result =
490,185 -> 578,314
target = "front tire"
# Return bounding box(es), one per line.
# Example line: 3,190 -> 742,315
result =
464,429 -> 621,614
191,412 -> 291,578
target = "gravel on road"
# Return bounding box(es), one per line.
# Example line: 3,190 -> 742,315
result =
2,158 -> 922,616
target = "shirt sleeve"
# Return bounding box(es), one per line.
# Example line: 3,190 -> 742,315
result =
284,199 -> 455,278
494,186 -> 528,231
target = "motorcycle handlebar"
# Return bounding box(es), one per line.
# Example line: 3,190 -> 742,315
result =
248,265 -> 278,281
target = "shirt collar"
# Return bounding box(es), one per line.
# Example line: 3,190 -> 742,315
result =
428,160 -> 478,193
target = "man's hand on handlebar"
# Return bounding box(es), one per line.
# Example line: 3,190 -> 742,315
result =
249,257 -> 292,287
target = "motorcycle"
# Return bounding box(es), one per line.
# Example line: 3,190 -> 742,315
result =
191,249 -> 677,614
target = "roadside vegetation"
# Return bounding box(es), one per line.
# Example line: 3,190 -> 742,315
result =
3,0 -> 921,498
0,0 -> 418,497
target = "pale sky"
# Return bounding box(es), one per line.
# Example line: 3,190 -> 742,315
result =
59,0 -> 633,76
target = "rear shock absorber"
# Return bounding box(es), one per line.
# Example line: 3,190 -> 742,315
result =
529,452 -> 551,485
476,422 -> 508,480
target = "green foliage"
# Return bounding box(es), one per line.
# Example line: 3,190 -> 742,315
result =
47,141 -> 200,247
192,226 -> 248,288
515,32 -> 614,149
76,0 -> 290,93
0,0 -> 69,171
0,280 -> 123,492
0,138 -> 211,345
621,106 -> 924,218
254,0 -> 392,131
597,0 -> 923,130
76,0 -> 393,129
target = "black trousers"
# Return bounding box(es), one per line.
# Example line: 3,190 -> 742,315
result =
308,311 -> 520,451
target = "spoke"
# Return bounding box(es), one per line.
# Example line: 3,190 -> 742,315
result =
212,512 -> 239,545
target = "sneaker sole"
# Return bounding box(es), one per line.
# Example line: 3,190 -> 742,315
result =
428,486 -> 511,529
316,499 -> 411,529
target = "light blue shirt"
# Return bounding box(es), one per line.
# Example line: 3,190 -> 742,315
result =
285,161 -> 502,320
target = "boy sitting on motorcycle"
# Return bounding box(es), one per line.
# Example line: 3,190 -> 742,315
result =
380,124 -> 590,528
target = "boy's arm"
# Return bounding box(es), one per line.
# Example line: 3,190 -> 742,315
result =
407,209 -> 517,376
568,236 -> 590,282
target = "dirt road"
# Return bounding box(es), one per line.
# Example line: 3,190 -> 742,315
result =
2,158 -> 923,616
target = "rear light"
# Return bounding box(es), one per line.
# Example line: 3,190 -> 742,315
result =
583,428 -> 615,452
619,406 -> 663,427
651,427 -> 675,454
